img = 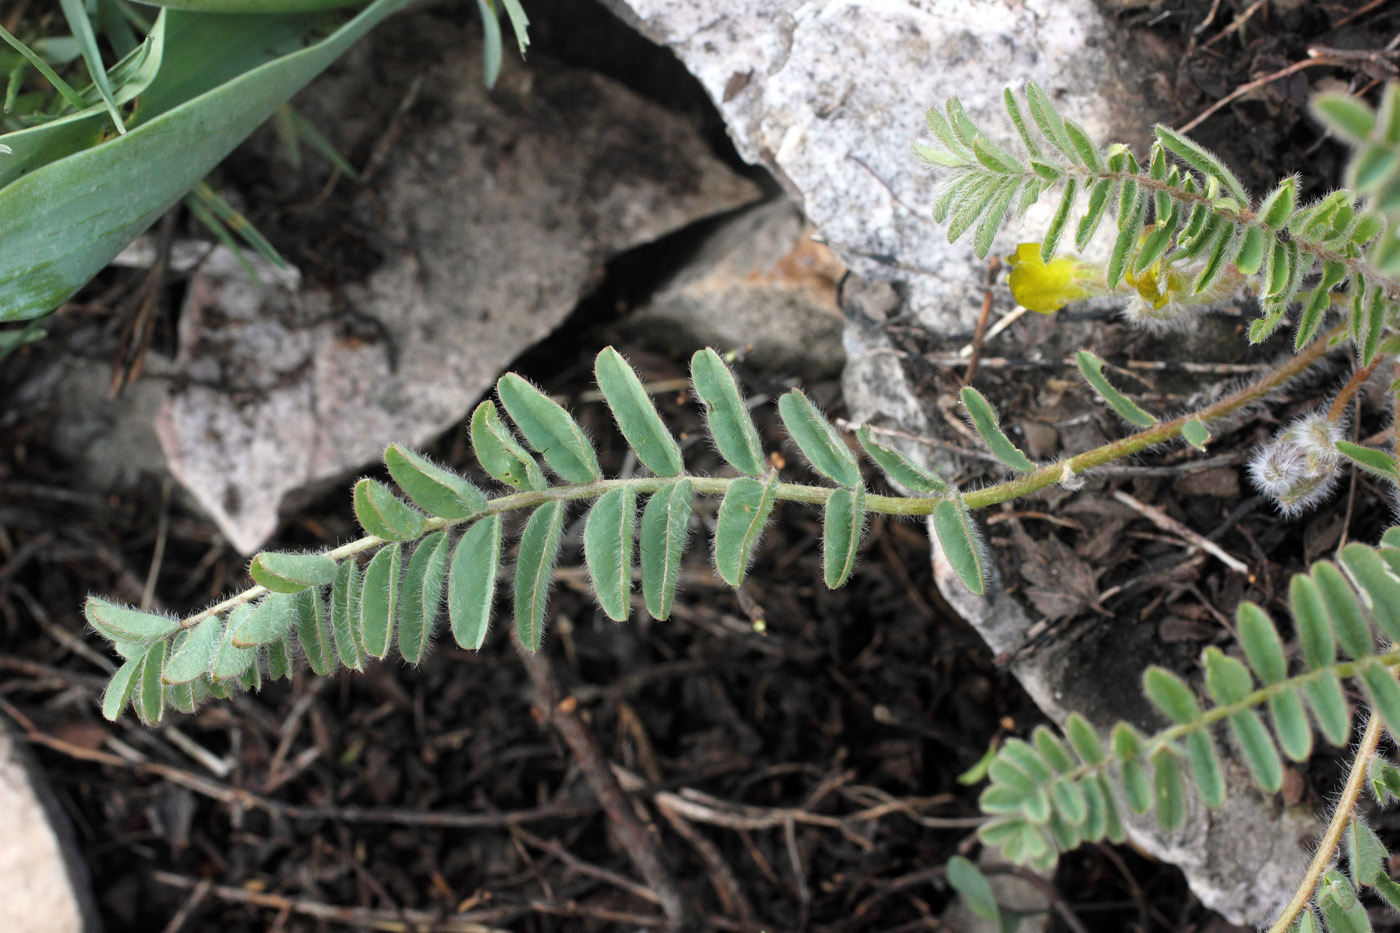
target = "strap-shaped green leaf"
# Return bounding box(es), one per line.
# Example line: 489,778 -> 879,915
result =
778,390 -> 861,488
584,487 -> 637,622
384,444 -> 487,520
103,656 -> 142,721
822,486 -> 865,589
249,551 -> 338,594
855,426 -> 948,493
471,400 -> 547,491
1075,351 -> 1155,428
329,558 -> 364,672
354,478 -> 426,541
931,495 -> 984,595
497,374 -> 601,484
514,501 -> 565,652
640,480 -> 693,621
1151,748 -> 1187,831
135,640 -> 168,726
212,604 -> 258,678
714,472 -> 779,586
398,531 -> 449,664
449,515 -> 502,650
232,592 -> 298,647
86,597 -> 182,643
690,349 -> 766,477
359,542 -> 401,660
1155,125 -> 1249,204
960,387 -> 1033,472
594,347 -> 684,477
293,588 -> 335,677
163,615 -> 221,684
1339,544 -> 1400,642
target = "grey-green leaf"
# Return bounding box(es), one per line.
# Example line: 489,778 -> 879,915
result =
136,640 -> 168,726
946,856 -> 1002,925
354,478 -> 427,542
690,349 -> 766,477
778,390 -> 862,488
960,387 -> 1033,472
1182,419 -> 1210,450
384,444 -> 487,520
594,347 -> 684,477
249,551 -> 338,594
359,542 -> 402,660
163,616 -> 221,684
855,426 -> 948,493
823,486 -> 866,589
398,531 -> 449,664
497,374 -> 601,483
714,472 -> 779,586
471,400 -> 547,491
85,597 -> 182,643
1152,748 -> 1187,831
212,605 -> 258,679
232,592 -> 298,648
640,480 -> 693,621
102,656 -> 142,722
1143,667 -> 1202,724
514,502 -> 565,652
329,558 -> 364,672
449,515 -> 503,650
1075,351 -> 1155,428
584,487 -> 637,622
293,588 -> 336,677
932,495 -> 984,595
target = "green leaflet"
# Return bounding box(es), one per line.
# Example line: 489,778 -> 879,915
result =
212,604 -> 258,678
855,426 -> 948,493
1184,730 -> 1225,808
293,587 -> 335,676
946,857 -> 1001,926
85,597 -> 182,643
1065,714 -> 1104,766
1151,748 -> 1187,831
931,495 -> 984,595
1182,419 -> 1210,450
584,487 -> 637,622
1345,817 -> 1387,887
1236,602 -> 1287,684
778,390 -> 862,488
690,349 -> 766,477
822,486 -> 865,589
1318,870 -> 1369,933
1359,659 -> 1400,740
1338,544 -> 1400,642
1257,176 -> 1297,228
359,542 -> 402,660
398,531 -> 449,664
354,478 -> 426,541
714,472 -> 779,586
384,444 -> 487,520
960,387 -> 1033,472
1314,561 -> 1372,660
1074,351 -> 1155,428
640,480 -> 693,621
136,640 -> 168,725
496,374 -> 601,484
249,551 -> 338,593
1041,176 -> 1077,261
266,634 -> 294,681
330,558 -> 364,671
1155,124 -> 1249,204
163,615 -> 221,684
471,400 -> 547,491
1335,441 -> 1400,482
449,515 -> 503,650
594,347 -> 684,477
1143,667 -> 1202,724
232,591 -> 298,647
102,656 -> 142,721
514,501 -> 565,652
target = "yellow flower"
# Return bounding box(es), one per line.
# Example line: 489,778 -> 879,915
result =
1005,243 -> 1098,313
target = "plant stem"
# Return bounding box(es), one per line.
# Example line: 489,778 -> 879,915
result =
1327,356 -> 1383,423
1266,713 -> 1385,933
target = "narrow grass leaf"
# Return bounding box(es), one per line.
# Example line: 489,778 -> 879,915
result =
359,542 -> 401,660
584,487 -> 637,622
960,387 -> 1032,471
514,502 -> 565,652
690,349 -> 766,476
1075,351 -> 1155,427
855,426 -> 948,492
232,591 -> 298,647
595,347 -> 684,477
293,588 -> 335,676
58,0 -> 124,133
449,515 -> 502,650
163,615 -> 221,684
398,531 -> 449,664
385,444 -> 487,520
102,656 -> 141,721
249,551 -> 338,593
471,400 -> 547,491
497,374 -> 601,483
822,486 -> 865,589
932,495 -> 984,595
778,390 -> 861,488
714,472 -> 779,586
473,0 -> 503,87
329,559 -> 364,672
354,478 -> 426,542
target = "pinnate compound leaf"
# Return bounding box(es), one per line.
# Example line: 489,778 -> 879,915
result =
359,542 -> 402,660
641,480 -> 693,621
163,616 -> 221,684
932,495 -> 984,596
714,472 -> 779,586
584,487 -> 637,622
471,400 -> 547,491
397,532 -> 449,664
384,444 -> 487,520
946,856 -> 1001,925
822,486 -> 866,589
330,559 -> 365,672
690,349 -> 766,477
855,426 -> 949,493
354,479 -> 426,541
514,502 -> 565,652
1075,351 -> 1155,427
496,374 -> 601,483
103,656 -> 142,722
86,597 -> 182,643
960,387 -> 1033,472
778,390 -> 862,488
136,640 -> 168,726
232,592 -> 298,648
249,551 -> 338,593
293,588 -> 336,676
594,347 -> 684,477
449,516 -> 503,650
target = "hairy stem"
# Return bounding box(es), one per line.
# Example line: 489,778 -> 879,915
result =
1267,714 -> 1385,933
1327,355 -> 1383,423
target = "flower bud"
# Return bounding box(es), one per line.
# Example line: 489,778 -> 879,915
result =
1247,413 -> 1343,516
